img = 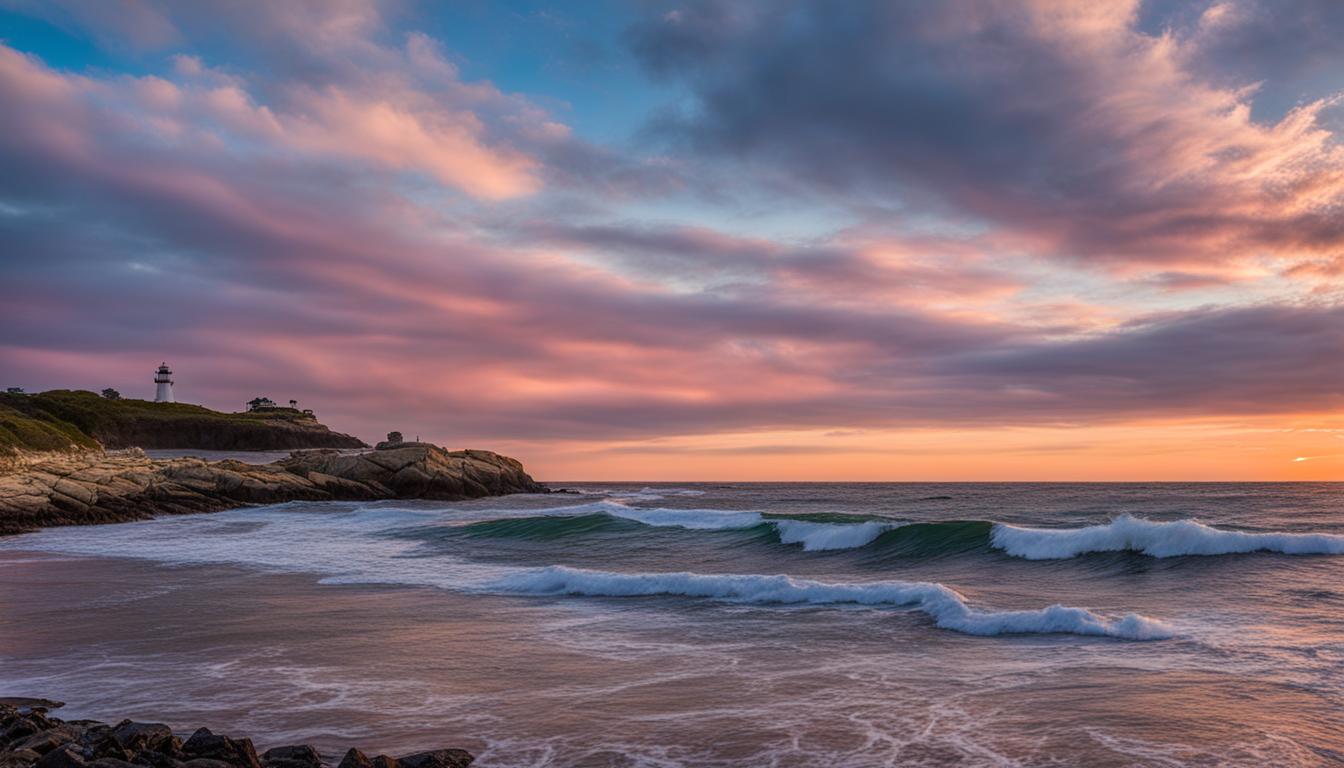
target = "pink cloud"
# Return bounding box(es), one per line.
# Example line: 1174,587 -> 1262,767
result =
282,85 -> 539,199
0,40 -> 541,201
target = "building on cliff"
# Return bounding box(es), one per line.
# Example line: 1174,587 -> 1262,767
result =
153,363 -> 174,403
246,397 -> 313,417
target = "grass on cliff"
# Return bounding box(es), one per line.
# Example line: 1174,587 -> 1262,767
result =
0,390 -> 321,452
0,396 -> 101,454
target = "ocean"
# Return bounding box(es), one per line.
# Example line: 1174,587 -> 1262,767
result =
1,482 -> 1342,766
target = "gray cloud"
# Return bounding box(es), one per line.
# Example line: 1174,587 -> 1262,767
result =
627,0 -> 1344,267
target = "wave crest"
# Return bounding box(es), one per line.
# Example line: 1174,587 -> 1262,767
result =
991,514 -> 1344,559
456,502 -> 898,552
457,505 -> 1344,562
491,566 -> 1173,640
774,519 -> 893,550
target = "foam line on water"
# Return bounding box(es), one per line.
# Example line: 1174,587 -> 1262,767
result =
606,506 -> 765,530
489,566 -> 1173,640
991,514 -> 1344,559
486,500 -> 899,551
635,487 -> 706,497
599,505 -> 898,551
772,519 -> 894,550
566,486 -> 708,501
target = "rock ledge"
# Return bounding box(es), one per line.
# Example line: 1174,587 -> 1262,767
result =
0,444 -> 547,535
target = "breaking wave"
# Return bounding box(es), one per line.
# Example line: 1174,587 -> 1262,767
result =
455,504 -> 1344,561
453,501 -> 899,552
991,514 -> 1344,560
490,566 -> 1173,640
2,502 -> 1179,641
773,519 -> 893,550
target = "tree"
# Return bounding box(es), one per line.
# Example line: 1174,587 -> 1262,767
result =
386,431 -> 404,444
101,388 -> 121,400
5,387 -> 23,394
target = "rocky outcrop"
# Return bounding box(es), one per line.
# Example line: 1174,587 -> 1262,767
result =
0,444 -> 547,535
0,700 -> 473,768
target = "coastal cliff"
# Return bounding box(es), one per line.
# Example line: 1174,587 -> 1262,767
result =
0,444 -> 547,535
0,391 -> 366,453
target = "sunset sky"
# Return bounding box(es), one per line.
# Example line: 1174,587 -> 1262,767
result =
1,0 -> 1341,480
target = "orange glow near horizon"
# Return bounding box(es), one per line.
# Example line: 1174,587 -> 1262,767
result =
482,417 -> 1344,482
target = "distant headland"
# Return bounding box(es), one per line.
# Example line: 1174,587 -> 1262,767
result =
0,373 -> 547,536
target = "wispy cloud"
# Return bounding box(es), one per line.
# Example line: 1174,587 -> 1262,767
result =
0,0 -> 1341,478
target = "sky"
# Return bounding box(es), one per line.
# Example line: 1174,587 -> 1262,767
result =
0,0 -> 1341,481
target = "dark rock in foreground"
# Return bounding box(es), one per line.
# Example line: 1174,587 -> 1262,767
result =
0,444 -> 547,535
0,702 -> 472,768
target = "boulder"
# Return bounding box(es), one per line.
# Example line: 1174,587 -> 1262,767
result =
180,731 -> 259,768
3,713 -> 54,745
1,750 -> 42,768
77,724 -> 130,763
110,723 -> 176,755
395,751 -> 472,768
337,754 -> 394,768
127,751 -> 180,768
0,702 -> 64,716
33,746 -> 86,768
181,760 -> 235,768
258,746 -> 319,768
334,750 -> 369,768
11,726 -> 84,755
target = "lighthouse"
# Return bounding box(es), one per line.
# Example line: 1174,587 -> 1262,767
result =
153,363 -> 174,403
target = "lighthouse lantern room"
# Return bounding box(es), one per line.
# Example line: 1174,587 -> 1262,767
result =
153,363 -> 175,403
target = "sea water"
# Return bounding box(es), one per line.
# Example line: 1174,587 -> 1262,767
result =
1,482 -> 1342,766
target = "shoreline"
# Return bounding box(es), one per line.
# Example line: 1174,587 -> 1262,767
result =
0,698 -> 474,768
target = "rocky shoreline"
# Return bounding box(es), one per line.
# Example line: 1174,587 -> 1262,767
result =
0,443 -> 547,535
0,698 -> 473,768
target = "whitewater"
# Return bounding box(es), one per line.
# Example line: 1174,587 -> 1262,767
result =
2,481 -> 1342,766
435,497 -> 1344,558
0,500 -> 1168,640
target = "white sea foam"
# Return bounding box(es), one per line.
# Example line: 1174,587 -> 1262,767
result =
772,520 -> 894,551
605,506 -> 765,530
505,500 -> 897,551
607,506 -> 898,551
491,566 -> 1173,640
1,503 -> 1173,640
992,514 -> 1344,559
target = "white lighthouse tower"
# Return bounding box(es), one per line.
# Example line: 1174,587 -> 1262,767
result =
153,362 -> 175,403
